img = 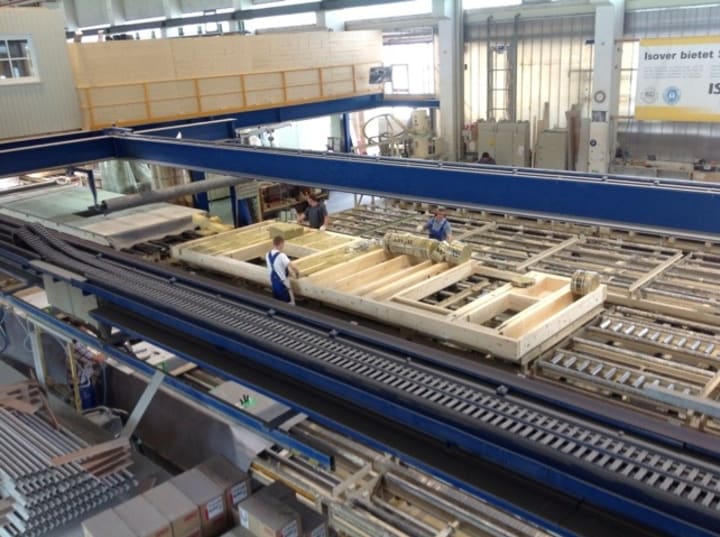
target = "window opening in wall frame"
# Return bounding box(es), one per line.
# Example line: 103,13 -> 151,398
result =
0,36 -> 39,85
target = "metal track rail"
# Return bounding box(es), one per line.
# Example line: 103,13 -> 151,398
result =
6,222 -> 720,535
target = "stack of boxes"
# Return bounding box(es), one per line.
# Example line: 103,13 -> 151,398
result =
227,482 -> 327,537
82,455 -> 327,537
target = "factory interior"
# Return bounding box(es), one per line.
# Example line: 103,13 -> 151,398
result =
2,0 -> 720,536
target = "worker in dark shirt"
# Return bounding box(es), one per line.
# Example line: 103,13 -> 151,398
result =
297,194 -> 329,230
478,151 -> 496,165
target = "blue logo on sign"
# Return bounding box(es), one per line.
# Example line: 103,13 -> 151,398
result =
663,86 -> 681,105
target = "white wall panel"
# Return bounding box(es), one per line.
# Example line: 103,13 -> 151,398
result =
74,0 -> 112,28
0,8 -> 82,140
122,0 -> 167,21
180,0 -> 232,13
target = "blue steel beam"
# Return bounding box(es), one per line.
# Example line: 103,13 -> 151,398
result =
2,294 -> 333,469
112,135 -> 720,235
0,130 -> 101,150
134,94 -> 392,139
0,136 -> 115,178
72,280 -> 720,537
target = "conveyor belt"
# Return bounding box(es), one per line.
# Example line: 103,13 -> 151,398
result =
7,222 -> 720,535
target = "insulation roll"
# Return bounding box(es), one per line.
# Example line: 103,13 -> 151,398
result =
436,240 -> 472,265
571,270 -> 600,297
383,232 -> 438,260
383,232 -> 470,266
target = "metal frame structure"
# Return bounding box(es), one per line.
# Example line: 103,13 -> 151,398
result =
1,219 -> 720,536
2,129 -> 720,235
2,113 -> 720,535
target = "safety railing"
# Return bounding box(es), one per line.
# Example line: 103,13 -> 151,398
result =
78,61 -> 382,130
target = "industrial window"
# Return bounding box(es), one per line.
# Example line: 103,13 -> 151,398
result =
0,38 -> 38,84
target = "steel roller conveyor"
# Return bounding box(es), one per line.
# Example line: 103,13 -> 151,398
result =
9,222 -> 720,537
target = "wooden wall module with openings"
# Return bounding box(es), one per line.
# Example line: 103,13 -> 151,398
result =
172,222 -> 606,362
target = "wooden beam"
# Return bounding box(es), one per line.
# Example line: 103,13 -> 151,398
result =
333,255 -> 414,292
307,249 -> 388,285
515,236 -> 580,271
352,260 -> 433,296
368,262 -> 448,300
395,261 -> 476,301
628,251 -> 684,294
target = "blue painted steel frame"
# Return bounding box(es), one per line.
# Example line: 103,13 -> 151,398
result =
0,279 -> 570,536
113,136 -> 720,235
78,284 -> 719,537
2,294 -> 332,469
2,131 -> 720,234
18,251 -> 715,537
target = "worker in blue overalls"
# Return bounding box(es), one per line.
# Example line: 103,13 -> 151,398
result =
417,210 -> 454,242
266,236 -> 298,304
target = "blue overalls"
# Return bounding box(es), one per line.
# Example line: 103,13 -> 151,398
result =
268,250 -> 291,303
427,218 -> 449,241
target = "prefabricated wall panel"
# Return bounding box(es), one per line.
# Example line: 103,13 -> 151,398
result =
0,9 -> 82,140
68,31 -> 383,129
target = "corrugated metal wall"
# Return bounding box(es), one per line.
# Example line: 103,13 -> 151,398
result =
618,5 -> 720,162
465,5 -> 720,162
0,9 -> 81,140
464,15 -> 594,138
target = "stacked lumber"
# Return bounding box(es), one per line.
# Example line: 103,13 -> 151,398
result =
0,381 -> 134,537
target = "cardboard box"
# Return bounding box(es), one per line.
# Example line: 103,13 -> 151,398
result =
172,469 -> 228,537
220,528 -> 254,537
195,455 -> 251,524
83,508 -> 136,537
237,493 -> 301,537
114,496 -> 172,537
693,170 -> 720,182
144,482 -> 201,537
255,482 -> 327,537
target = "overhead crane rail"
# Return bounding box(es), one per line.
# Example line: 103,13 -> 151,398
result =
1,219 -> 719,536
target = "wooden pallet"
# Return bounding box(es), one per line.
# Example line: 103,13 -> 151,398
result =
0,380 -> 59,428
528,236 -> 683,295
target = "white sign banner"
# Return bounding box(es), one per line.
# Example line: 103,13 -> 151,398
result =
635,36 -> 720,122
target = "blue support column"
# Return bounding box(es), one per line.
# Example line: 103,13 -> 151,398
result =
229,185 -> 238,227
341,113 -> 352,153
188,170 -> 209,211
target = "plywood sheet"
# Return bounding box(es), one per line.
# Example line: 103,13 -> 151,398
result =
244,72 -> 284,92
200,94 -> 244,113
151,97 -> 199,119
286,85 -> 321,101
90,85 -> 144,107
246,89 -> 284,107
286,69 -> 319,87
198,76 -> 242,96
93,103 -> 147,125
147,80 -> 196,100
